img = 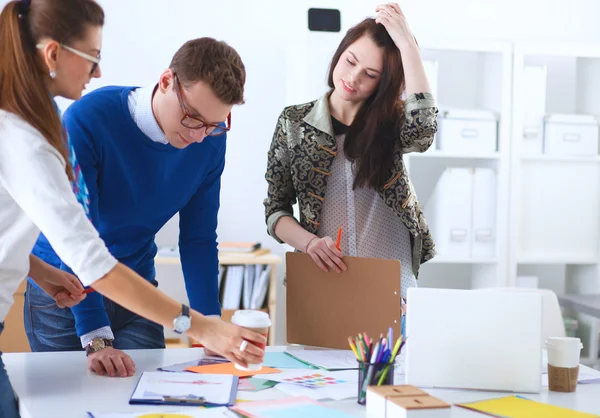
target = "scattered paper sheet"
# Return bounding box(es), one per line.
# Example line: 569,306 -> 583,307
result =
130,372 -> 236,406
157,357 -> 228,373
258,369 -> 358,401
263,352 -> 316,369
186,362 -> 281,378
230,396 -> 355,418
284,350 -> 358,370
87,408 -> 231,418
238,377 -> 278,392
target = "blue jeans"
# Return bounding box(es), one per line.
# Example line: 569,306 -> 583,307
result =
24,281 -> 165,352
0,323 -> 20,418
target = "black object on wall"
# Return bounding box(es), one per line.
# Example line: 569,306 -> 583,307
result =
308,8 -> 341,32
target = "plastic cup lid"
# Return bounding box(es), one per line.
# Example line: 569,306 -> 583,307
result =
231,310 -> 271,328
545,337 -> 583,348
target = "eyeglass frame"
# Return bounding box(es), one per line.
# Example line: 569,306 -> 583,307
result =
172,72 -> 231,136
36,43 -> 101,75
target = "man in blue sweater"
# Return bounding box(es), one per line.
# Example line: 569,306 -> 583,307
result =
24,38 -> 244,376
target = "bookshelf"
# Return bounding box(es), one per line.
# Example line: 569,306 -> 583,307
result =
155,248 -> 283,346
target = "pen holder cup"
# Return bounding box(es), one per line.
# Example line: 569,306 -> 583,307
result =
357,361 -> 395,405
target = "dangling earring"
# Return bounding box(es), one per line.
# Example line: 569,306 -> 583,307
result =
49,70 -> 56,79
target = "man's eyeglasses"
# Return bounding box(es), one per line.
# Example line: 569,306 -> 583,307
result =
173,73 -> 231,137
36,43 -> 101,75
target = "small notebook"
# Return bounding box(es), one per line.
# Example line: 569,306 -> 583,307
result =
129,371 -> 237,407
457,396 -> 599,418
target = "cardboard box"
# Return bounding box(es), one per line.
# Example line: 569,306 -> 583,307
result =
387,395 -> 451,418
366,385 -> 428,418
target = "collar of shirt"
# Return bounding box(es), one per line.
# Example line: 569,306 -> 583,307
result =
127,85 -> 169,145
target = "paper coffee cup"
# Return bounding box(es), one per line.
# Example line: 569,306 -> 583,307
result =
231,310 -> 271,371
545,337 -> 583,392
545,337 -> 583,368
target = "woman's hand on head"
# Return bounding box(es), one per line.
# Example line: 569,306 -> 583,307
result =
375,3 -> 416,50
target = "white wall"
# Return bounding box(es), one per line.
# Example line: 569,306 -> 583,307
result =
6,0 -> 600,343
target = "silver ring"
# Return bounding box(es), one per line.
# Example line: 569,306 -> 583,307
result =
239,340 -> 248,352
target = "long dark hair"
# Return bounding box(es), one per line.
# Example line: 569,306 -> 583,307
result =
327,18 -> 406,189
0,0 -> 104,180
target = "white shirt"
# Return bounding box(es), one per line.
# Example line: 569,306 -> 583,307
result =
128,86 -> 168,144
0,110 -> 117,323
318,131 -> 417,299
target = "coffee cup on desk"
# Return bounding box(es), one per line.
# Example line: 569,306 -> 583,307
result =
545,337 -> 583,393
231,310 -> 271,371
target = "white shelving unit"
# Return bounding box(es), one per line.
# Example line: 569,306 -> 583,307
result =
510,42 -> 600,367
408,40 -> 512,290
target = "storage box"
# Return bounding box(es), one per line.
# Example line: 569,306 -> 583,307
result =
437,109 -> 498,153
543,114 -> 599,156
366,385 -> 428,418
522,65 -> 547,154
388,395 -> 451,418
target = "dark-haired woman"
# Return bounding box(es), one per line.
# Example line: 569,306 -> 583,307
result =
264,4 -> 437,302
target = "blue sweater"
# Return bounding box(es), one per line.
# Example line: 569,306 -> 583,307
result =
31,86 -> 224,336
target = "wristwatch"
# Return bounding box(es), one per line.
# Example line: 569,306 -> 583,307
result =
85,337 -> 113,356
173,304 -> 191,334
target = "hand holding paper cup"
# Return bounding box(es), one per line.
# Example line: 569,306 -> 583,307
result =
231,310 -> 271,371
545,337 -> 583,392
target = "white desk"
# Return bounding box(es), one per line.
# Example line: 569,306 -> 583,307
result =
4,347 -> 600,417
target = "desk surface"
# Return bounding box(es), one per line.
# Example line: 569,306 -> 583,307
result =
5,347 -> 600,418
559,294 -> 600,318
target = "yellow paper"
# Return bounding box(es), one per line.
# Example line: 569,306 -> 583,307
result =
458,396 -> 598,418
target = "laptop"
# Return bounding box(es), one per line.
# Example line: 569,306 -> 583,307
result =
405,288 -> 543,393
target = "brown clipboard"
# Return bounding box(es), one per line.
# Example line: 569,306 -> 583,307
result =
286,252 -> 401,349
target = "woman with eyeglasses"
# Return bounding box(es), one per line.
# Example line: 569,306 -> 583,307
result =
0,2 -> 263,415
264,5 -> 437,306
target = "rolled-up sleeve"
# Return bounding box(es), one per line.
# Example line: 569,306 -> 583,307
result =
400,92 -> 439,154
264,111 -> 296,242
0,126 -> 117,287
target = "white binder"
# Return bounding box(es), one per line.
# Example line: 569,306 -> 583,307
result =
471,168 -> 497,257
222,265 -> 244,309
522,65 -> 547,154
242,265 -> 256,309
425,168 -> 473,257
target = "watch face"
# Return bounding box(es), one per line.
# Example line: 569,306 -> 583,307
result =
174,316 -> 191,333
92,339 -> 105,350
